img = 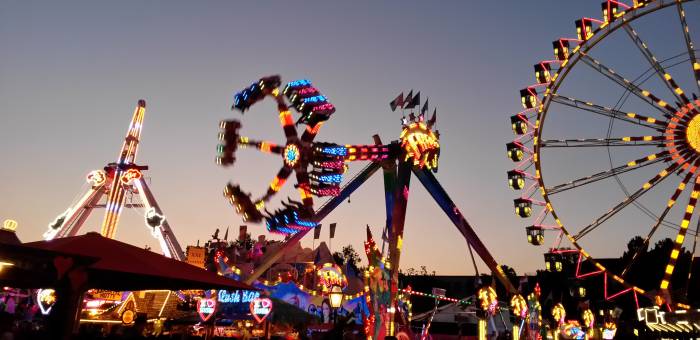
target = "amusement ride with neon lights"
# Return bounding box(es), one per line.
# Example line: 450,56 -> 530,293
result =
44,100 -> 185,260
216,75 -> 517,338
508,0 -> 700,311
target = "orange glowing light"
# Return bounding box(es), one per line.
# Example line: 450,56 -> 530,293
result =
270,177 -> 286,192
478,286 -> 497,315
400,122 -> 440,169
120,169 -> 142,185
86,170 -> 107,186
317,263 -> 348,291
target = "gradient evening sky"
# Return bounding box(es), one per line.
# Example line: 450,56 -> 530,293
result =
2,1 -> 699,275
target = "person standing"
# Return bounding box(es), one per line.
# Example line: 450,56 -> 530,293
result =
4,298 -> 15,315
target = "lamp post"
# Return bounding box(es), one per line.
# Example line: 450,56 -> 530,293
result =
328,285 -> 343,325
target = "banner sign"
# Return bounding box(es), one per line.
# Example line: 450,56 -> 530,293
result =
217,289 -> 260,304
197,298 -> 217,322
250,298 -> 273,323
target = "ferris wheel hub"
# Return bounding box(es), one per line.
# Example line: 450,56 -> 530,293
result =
685,106 -> 700,153
283,143 -> 301,168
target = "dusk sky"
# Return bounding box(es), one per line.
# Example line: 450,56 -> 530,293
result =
2,1 -> 699,275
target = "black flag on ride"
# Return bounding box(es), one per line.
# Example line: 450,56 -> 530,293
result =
405,91 -> 420,109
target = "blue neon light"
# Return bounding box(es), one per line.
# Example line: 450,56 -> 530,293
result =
286,147 -> 298,164
218,290 -> 260,304
321,146 -> 347,156
317,174 -> 343,184
295,219 -> 317,228
287,79 -> 311,87
303,95 -> 327,104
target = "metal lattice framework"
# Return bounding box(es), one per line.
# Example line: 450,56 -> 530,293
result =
508,0 -> 700,310
44,100 -> 185,260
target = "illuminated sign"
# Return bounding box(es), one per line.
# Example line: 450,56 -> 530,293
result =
250,297 -> 273,323
91,290 -> 123,301
37,289 -> 56,315
144,208 -> 165,229
120,168 -> 142,185
197,298 -> 217,322
317,263 -> 347,291
121,309 -> 135,325
86,170 -> 107,186
400,122 -> 440,170
2,219 -> 17,231
217,290 -> 260,304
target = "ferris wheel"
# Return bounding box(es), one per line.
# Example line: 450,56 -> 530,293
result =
507,0 -> 700,309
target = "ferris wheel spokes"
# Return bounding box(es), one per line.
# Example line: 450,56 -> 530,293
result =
674,1 -> 700,94
540,136 -> 666,148
550,94 -> 668,130
579,54 -> 678,116
620,170 -> 695,277
660,175 -> 700,292
573,161 -> 681,241
622,23 -> 690,105
544,155 -> 666,196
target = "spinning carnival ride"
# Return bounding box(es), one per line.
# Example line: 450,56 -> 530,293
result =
44,100 -> 185,260
508,0 -> 700,309
217,75 -> 516,337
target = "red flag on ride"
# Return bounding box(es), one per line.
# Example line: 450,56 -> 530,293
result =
390,92 -> 404,111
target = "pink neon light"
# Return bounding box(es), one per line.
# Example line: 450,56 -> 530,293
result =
297,87 -> 318,95
516,114 -> 537,129
517,108 -> 537,116
513,141 -> 534,154
604,273 -> 632,300
575,253 -> 604,279
540,59 -> 563,65
515,155 -> 534,170
523,182 -> 539,195
560,37 -> 583,43
633,291 -> 639,310
551,249 -> 579,254
583,17 -> 606,25
607,288 -> 631,300
513,130 -> 534,143
609,0 -> 631,9
537,225 -> 560,230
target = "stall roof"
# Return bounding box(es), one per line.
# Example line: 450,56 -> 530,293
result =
23,232 -> 255,291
